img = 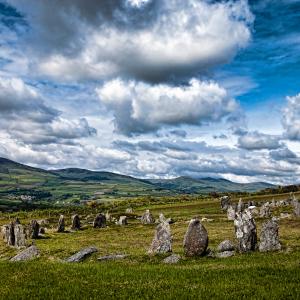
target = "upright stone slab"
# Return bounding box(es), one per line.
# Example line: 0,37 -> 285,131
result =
2,222 -> 15,246
159,213 -> 166,223
237,198 -> 244,213
292,199 -> 300,217
220,196 -> 231,211
57,215 -> 65,232
29,220 -> 40,239
93,213 -> 106,228
141,210 -> 155,224
148,221 -> 172,254
260,202 -> 271,218
118,216 -> 128,226
234,209 -> 257,253
183,218 -> 208,257
14,224 -> 27,248
71,214 -> 81,230
259,219 -> 281,252
227,206 -> 236,221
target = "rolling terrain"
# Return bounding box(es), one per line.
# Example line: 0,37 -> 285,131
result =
0,157 -> 274,210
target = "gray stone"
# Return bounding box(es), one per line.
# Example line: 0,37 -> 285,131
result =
260,202 -> 271,218
65,246 -> 98,262
148,221 -> 172,254
29,220 -> 40,239
159,213 -> 166,223
216,251 -> 235,258
220,196 -> 231,211
259,219 -> 281,252
217,240 -> 235,252
71,214 -> 81,230
93,213 -> 106,228
292,199 -> 300,217
141,210 -> 155,224
117,216 -> 128,226
183,218 -> 208,257
39,227 -> 45,234
227,206 -> 236,221
57,215 -> 65,232
98,254 -> 128,261
237,198 -> 244,213
163,254 -> 181,264
10,245 -> 40,262
280,212 -> 291,219
1,223 -> 14,246
234,209 -> 257,253
14,224 -> 27,248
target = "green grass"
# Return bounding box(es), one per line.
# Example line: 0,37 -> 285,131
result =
0,253 -> 299,299
0,195 -> 299,299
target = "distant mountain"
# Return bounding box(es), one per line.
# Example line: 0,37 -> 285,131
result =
149,176 -> 274,193
0,157 -> 275,209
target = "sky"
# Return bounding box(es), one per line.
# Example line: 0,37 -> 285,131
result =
0,0 -> 299,184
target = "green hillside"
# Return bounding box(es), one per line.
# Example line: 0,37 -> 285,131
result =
0,157 -> 274,211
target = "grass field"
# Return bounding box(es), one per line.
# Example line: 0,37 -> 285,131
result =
0,195 -> 299,299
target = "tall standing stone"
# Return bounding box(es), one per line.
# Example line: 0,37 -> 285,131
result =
117,216 -> 128,226
237,198 -> 244,213
141,210 -> 155,224
183,218 -> 208,256
14,224 -> 27,248
1,222 -> 15,246
220,196 -> 231,211
234,209 -> 257,253
57,215 -> 65,232
93,213 -> 106,228
260,202 -> 271,218
292,199 -> 300,217
71,214 -> 81,230
227,206 -> 236,221
148,221 -> 172,254
259,219 -> 281,252
29,220 -> 40,239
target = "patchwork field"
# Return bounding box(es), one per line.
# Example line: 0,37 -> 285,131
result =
0,195 -> 299,299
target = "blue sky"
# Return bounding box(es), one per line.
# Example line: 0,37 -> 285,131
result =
0,0 -> 299,184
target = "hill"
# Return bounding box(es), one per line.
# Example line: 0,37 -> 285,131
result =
0,157 -> 275,210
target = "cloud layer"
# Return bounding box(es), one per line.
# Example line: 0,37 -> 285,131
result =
97,78 -> 238,135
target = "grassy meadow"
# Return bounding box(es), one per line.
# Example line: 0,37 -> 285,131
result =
0,195 -> 299,299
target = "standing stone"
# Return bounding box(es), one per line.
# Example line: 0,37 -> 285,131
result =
117,216 -> 128,226
259,219 -> 281,252
57,215 -> 65,232
141,210 -> 155,224
220,196 -> 231,211
14,224 -> 27,248
292,199 -> 300,217
2,222 -> 15,246
227,206 -> 236,221
270,199 -> 276,208
105,212 -> 112,222
71,214 -> 81,230
29,220 -> 40,239
237,198 -> 244,213
234,209 -> 257,253
183,218 -> 208,257
159,213 -> 166,223
93,213 -> 106,228
260,202 -> 271,218
148,221 -> 172,254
